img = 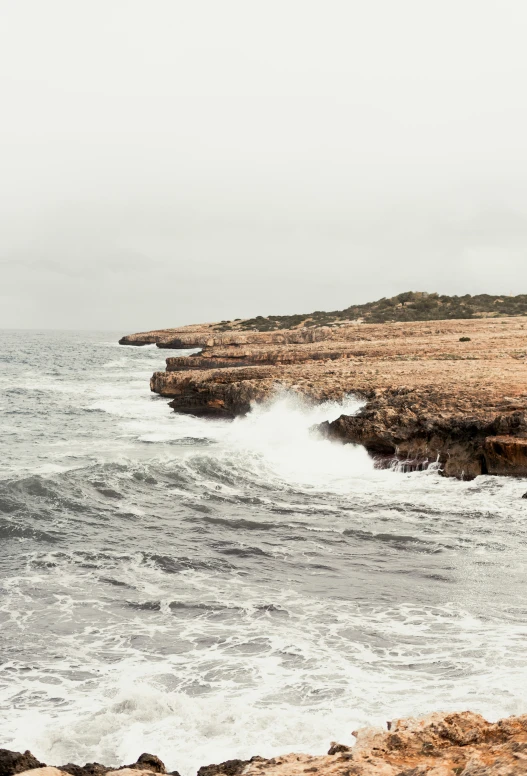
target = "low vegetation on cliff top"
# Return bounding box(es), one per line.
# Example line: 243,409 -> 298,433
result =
213,292 -> 527,331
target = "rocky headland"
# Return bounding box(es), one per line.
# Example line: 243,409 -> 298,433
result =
5,711 -> 527,776
120,312 -> 527,479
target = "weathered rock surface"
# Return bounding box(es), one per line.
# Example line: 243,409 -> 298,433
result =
196,760 -> 256,776
4,753 -> 179,776
119,323 -> 346,349
17,770 -> 64,776
241,711 -> 527,775
10,711 -> 527,775
0,750 -> 45,776
122,317 -> 527,478
119,324 -> 219,348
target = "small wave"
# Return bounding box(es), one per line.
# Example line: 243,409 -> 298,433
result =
168,601 -> 243,613
99,577 -> 135,589
93,486 -> 124,500
144,553 -> 231,574
255,604 -> 289,617
126,600 -> 162,611
196,515 -> 274,531
0,497 -> 19,514
140,437 -> 215,446
343,528 -> 446,553
212,542 -> 270,558
0,517 -> 59,543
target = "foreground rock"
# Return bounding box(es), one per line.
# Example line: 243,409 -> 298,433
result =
121,317 -> 527,479
1,753 -> 179,776
6,711 -> 527,775
0,749 -> 45,776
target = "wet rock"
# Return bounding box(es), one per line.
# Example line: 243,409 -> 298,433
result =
0,750 -> 45,776
327,744 -> 351,755
127,755 -> 166,774
59,764 -> 108,776
484,436 -> 527,477
197,760 -> 250,776
325,396 -> 527,480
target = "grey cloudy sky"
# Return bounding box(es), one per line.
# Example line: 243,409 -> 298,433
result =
1,0 -> 527,330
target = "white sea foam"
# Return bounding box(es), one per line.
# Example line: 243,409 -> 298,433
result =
223,392 -> 374,488
3,560 -> 527,776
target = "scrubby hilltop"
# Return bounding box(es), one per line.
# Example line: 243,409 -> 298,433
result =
119,292 -> 527,346
214,292 -> 527,331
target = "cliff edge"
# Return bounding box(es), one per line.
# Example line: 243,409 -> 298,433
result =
120,316 -> 527,479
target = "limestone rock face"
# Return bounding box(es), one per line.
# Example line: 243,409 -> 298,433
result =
118,323 -> 218,348
484,435 -> 527,476
323,391 -> 527,479
122,317 -> 527,478
241,711 -> 527,775
119,323 -> 341,349
196,759 -> 254,776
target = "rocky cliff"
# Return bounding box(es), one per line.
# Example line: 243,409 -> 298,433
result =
5,711 -> 527,776
121,317 -> 527,479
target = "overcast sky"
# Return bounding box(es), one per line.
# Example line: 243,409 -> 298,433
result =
1,0 -> 527,330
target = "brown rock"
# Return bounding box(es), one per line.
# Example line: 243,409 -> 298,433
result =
327,743 -> 351,755
0,750 -> 45,776
125,755 -> 166,774
123,316 -> 527,478
484,435 -> 527,476
196,760 -> 250,776
58,756 -> 174,776
240,711 -> 527,775
58,764 -> 108,776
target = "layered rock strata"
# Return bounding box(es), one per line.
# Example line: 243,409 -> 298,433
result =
121,317 -> 527,478
7,711 -> 527,776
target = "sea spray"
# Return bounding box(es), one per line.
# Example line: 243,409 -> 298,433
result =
224,391 -> 374,488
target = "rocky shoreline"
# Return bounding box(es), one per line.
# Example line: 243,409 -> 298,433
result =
5,711 -> 527,775
120,317 -> 527,479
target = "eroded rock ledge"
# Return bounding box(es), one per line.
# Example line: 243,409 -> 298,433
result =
6,711 -> 527,776
121,317 -> 527,478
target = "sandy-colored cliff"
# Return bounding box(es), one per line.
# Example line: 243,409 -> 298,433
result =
121,317 -> 527,479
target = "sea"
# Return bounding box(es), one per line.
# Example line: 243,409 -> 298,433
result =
1,330 -> 527,775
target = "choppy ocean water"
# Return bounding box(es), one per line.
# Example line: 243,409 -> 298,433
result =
1,330 -> 527,775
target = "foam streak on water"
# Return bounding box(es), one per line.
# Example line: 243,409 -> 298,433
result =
1,330 -> 527,775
